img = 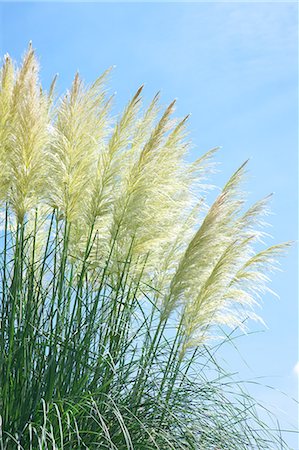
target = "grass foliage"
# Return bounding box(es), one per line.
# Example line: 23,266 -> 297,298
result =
0,44 -> 291,449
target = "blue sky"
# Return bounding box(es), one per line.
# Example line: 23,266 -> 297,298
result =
0,1 -> 298,446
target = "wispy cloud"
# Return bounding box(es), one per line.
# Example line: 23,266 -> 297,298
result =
217,3 -> 297,50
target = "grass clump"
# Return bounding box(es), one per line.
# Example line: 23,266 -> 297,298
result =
0,44 -> 291,449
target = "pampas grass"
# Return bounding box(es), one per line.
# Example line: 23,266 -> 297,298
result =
0,44 -> 291,449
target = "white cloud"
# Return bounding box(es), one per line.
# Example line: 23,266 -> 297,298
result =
293,362 -> 299,376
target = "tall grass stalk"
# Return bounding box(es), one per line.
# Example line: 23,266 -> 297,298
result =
0,44 -> 292,449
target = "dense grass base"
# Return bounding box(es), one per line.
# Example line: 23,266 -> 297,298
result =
0,210 -> 289,449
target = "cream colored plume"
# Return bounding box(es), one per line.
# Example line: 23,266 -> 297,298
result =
164,162 -> 290,352
0,44 -> 51,222
48,68 -> 111,224
0,53 -> 15,201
